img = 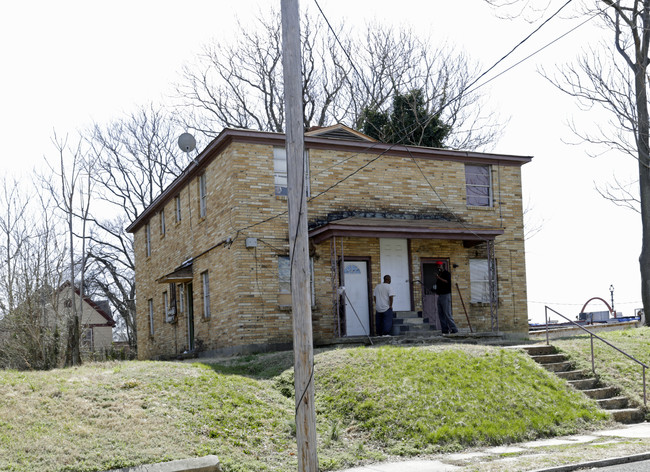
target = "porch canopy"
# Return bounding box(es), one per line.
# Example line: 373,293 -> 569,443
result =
308,217 -> 503,245
156,260 -> 194,284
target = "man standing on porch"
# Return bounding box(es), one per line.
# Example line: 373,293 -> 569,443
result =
436,262 -> 459,334
373,275 -> 395,336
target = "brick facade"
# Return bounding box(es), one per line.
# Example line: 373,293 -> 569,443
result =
128,126 -> 531,359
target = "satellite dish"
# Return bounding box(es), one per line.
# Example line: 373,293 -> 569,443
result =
178,133 -> 196,153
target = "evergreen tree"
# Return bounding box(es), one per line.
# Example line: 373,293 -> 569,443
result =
360,89 -> 451,147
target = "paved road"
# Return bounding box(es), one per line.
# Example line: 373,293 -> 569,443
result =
577,459 -> 650,471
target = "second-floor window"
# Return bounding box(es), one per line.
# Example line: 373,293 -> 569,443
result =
274,147 -> 310,197
465,164 -> 492,207
146,223 -> 151,257
175,195 -> 182,223
199,174 -> 207,218
160,209 -> 166,236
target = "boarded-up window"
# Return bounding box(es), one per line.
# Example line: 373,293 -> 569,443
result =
465,165 -> 492,207
278,255 -> 315,305
470,259 -> 496,303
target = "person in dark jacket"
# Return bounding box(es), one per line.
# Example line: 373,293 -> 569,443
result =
435,261 -> 458,334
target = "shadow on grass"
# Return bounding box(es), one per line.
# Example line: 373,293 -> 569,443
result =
196,350 -> 296,379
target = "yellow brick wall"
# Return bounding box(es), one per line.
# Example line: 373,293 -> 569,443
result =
134,140 -> 528,359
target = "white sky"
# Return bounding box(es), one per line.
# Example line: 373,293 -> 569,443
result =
0,0 -> 641,323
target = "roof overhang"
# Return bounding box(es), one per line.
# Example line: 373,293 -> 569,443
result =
308,217 -> 504,246
156,263 -> 194,284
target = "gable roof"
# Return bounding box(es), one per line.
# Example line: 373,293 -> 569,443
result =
126,127 -> 532,234
58,281 -> 116,327
305,124 -> 377,142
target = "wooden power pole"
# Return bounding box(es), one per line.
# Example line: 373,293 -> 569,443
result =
280,0 -> 319,470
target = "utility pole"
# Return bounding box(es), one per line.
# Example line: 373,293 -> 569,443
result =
280,0 -> 318,470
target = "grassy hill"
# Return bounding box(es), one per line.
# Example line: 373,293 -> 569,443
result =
0,342 -> 613,472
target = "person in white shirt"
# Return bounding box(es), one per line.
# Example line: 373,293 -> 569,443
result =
373,275 -> 395,335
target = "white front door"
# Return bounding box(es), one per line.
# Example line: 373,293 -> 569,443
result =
343,261 -> 370,336
380,238 -> 411,311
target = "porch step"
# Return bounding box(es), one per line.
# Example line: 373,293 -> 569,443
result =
395,311 -> 420,319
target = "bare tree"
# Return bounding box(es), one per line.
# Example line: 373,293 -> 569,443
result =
0,182 -> 68,370
176,9 -> 501,150
83,104 -> 190,348
40,132 -> 95,366
0,177 -> 30,315
493,0 -> 650,323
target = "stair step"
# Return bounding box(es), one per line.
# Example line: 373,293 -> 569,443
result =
542,361 -> 573,372
531,354 -> 568,364
610,408 -> 645,424
568,378 -> 599,390
556,370 -> 590,381
583,386 -> 619,400
395,311 -> 420,319
402,318 -> 425,325
520,345 -> 557,356
598,396 -> 629,410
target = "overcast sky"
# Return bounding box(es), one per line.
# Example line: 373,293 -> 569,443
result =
0,0 -> 641,323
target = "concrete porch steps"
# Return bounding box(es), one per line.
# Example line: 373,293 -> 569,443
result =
392,311 -> 434,335
512,344 -> 646,425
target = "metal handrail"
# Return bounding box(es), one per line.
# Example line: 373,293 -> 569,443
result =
545,306 -> 648,406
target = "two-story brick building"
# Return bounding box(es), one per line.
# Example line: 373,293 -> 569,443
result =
126,125 -> 531,359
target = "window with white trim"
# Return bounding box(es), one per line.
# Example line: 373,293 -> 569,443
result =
148,298 -> 154,336
470,259 -> 497,303
465,165 -> 492,207
273,147 -> 310,197
160,209 -> 166,236
199,173 -> 207,218
202,271 -> 211,318
145,223 -> 151,257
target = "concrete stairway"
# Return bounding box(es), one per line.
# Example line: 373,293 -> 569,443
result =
392,311 -> 435,335
519,344 -> 645,424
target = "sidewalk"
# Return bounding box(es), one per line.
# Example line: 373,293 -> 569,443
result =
338,422 -> 650,472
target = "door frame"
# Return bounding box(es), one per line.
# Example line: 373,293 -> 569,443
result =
339,256 -> 373,336
420,257 -> 452,310
186,282 -> 195,351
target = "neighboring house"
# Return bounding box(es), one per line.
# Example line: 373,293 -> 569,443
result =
57,282 -> 116,352
126,124 -> 531,359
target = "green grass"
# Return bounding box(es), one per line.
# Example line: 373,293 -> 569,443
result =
553,326 -> 650,410
0,344 -> 610,472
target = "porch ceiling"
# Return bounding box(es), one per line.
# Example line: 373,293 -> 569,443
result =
308,217 -> 504,245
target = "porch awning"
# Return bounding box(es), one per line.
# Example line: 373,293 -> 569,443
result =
308,217 -> 504,245
156,261 -> 194,284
